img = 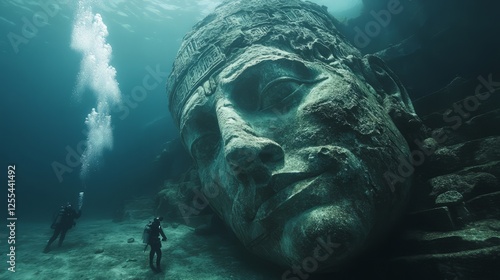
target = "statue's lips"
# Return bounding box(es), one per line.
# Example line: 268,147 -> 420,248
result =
253,171 -> 329,222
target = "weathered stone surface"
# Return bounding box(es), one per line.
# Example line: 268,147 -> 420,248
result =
462,109 -> 500,139
426,137 -> 500,176
413,77 -> 470,121
459,161 -> 500,180
435,190 -> 463,206
342,0 -> 500,100
165,0 -> 419,272
466,191 -> 500,219
160,0 -> 500,278
389,245 -> 500,280
407,206 -> 455,232
413,77 -> 500,131
429,172 -> 498,201
154,138 -> 192,180
155,168 -> 209,225
389,220 -> 500,280
382,67 -> 500,279
399,219 -> 500,254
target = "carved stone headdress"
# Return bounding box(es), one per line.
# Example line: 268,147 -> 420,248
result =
166,0 -> 361,127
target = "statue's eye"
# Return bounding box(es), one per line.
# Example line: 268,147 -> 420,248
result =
191,133 -> 220,162
258,76 -> 327,112
227,59 -> 324,113
259,77 -> 304,111
188,113 -> 220,163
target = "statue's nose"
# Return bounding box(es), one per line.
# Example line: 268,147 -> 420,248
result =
225,136 -> 284,181
216,100 -> 284,183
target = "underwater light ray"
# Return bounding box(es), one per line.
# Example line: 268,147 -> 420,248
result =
71,0 -> 121,179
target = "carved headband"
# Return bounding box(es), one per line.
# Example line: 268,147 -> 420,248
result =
166,0 -> 359,127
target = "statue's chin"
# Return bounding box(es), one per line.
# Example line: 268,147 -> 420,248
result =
278,204 -> 369,269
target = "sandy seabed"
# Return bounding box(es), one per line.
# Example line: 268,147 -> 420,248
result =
0,218 -> 282,280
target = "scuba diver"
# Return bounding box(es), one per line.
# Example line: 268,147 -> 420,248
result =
143,217 -> 167,272
43,202 -> 82,253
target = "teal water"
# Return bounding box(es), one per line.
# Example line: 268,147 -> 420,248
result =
0,0 -> 362,219
1,0 -> 199,218
0,1 -> 498,279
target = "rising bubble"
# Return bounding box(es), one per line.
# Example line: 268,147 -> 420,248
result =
71,0 -> 121,179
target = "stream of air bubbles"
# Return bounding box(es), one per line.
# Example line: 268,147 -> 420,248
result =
71,0 -> 121,179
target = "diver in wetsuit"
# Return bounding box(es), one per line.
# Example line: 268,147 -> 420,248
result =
147,217 -> 167,272
44,203 -> 81,253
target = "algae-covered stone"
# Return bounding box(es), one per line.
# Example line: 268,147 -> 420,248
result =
435,190 -> 464,206
166,0 -> 419,271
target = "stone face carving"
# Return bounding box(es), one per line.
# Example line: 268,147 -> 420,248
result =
166,0 -> 420,271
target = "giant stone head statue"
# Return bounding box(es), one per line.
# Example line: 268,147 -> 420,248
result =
167,0 -> 419,271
